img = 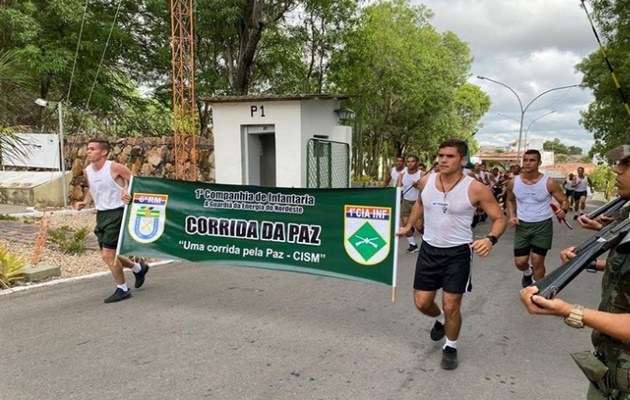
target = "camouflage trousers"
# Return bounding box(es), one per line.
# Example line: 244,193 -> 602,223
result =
587,383 -> 630,399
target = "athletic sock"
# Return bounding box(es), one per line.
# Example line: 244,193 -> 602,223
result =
117,283 -> 129,292
436,310 -> 445,325
523,266 -> 533,277
407,237 -> 416,246
444,339 -> 457,350
131,263 -> 142,273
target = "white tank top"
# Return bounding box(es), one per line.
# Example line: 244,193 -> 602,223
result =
85,160 -> 125,211
563,179 -> 573,190
401,170 -> 422,201
512,174 -> 553,223
389,167 -> 406,187
421,173 -> 476,247
573,176 -> 588,191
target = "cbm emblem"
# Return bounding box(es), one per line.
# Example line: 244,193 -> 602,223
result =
128,193 -> 168,244
344,205 -> 391,265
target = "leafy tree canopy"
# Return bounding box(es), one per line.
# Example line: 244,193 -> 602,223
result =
543,138 -> 583,155
576,0 -> 630,158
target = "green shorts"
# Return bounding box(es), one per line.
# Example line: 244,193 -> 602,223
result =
401,199 -> 416,217
94,208 -> 124,250
514,218 -> 553,255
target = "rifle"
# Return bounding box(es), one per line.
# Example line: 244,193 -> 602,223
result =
571,198 -> 628,254
585,196 -> 627,221
535,212 -> 630,299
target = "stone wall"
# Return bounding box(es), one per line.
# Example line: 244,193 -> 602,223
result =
64,136 -> 215,203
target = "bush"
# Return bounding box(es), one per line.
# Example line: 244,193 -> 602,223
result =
47,226 -> 91,255
0,244 -> 26,288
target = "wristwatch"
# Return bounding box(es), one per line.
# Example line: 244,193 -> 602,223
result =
564,304 -> 585,328
485,235 -> 498,246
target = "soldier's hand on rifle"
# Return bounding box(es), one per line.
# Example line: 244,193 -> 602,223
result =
519,286 -> 573,317
559,246 -> 577,263
598,214 -> 615,226
577,214 -> 602,231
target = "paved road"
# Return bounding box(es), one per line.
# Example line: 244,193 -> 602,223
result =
0,205 -> 606,399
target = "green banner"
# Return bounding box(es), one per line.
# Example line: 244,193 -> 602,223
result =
118,177 -> 400,286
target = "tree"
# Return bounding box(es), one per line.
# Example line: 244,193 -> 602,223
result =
543,138 -> 582,155
576,0 -> 630,158
589,164 -> 616,200
328,0 -> 485,177
0,0 -> 161,135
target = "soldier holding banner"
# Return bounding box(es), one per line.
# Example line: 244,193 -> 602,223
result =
396,138 -> 506,370
76,138 -> 150,303
520,139 -> 630,399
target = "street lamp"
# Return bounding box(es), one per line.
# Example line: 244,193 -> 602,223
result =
334,107 -> 355,123
477,75 -> 582,165
35,98 -> 68,208
523,110 -> 556,151
498,110 -> 556,151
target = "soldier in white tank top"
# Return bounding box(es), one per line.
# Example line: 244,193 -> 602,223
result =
84,160 -> 126,211
394,139 -> 507,371
382,156 -> 406,187
421,173 -> 476,247
506,150 -> 569,289
76,139 -> 150,304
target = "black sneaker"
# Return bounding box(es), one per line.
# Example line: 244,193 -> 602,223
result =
406,244 -> 419,253
133,263 -> 150,288
104,288 -> 132,303
441,346 -> 458,370
521,273 -> 534,288
430,320 -> 445,341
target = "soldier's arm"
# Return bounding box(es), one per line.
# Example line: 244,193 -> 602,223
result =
520,286 -> 630,342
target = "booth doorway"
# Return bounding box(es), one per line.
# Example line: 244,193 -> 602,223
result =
242,125 -> 276,186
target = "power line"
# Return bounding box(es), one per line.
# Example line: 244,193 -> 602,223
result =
85,0 -> 124,112
66,0 -> 91,103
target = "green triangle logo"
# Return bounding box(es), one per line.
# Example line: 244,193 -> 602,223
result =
348,222 -> 386,261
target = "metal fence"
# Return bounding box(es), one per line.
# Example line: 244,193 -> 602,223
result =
306,138 -> 349,188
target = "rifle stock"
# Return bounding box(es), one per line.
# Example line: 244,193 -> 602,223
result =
586,197 -> 627,220
534,216 -> 630,299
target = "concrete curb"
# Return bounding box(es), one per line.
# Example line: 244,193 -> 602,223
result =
0,259 -> 178,296
8,207 -> 97,218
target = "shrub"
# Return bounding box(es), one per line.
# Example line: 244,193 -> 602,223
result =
47,226 -> 91,255
0,214 -> 17,221
0,244 -> 26,288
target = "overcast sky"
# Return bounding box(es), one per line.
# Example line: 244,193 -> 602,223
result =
413,0 -> 598,154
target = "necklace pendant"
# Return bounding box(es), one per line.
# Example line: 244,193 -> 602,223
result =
442,204 -> 448,214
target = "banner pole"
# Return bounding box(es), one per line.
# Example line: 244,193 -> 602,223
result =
116,175 -> 134,257
391,187 -> 401,302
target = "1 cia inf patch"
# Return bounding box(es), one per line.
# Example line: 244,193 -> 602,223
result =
127,193 -> 168,244
344,205 -> 391,265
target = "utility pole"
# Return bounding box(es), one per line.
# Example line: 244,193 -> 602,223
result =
170,0 -> 198,181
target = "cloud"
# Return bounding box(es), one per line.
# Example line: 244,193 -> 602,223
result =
414,0 -> 598,153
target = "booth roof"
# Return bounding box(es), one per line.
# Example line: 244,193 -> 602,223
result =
198,94 -> 351,104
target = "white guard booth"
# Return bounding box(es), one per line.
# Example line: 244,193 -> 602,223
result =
203,94 -> 352,188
